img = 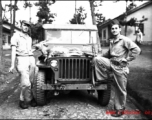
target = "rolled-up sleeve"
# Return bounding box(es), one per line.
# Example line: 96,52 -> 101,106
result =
124,38 -> 141,62
10,33 -> 18,47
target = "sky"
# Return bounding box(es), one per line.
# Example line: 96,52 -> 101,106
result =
1,0 -> 148,26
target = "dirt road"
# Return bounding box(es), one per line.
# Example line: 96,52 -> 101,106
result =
0,76 -> 147,119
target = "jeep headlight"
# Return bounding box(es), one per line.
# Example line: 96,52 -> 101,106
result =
50,60 -> 58,67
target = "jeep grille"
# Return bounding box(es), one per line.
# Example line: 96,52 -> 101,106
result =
59,58 -> 91,80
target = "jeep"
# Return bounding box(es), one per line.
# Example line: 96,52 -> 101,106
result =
33,24 -> 112,106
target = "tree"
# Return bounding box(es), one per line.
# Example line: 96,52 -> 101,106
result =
7,0 -> 19,37
89,0 -> 103,25
89,0 -> 96,25
69,6 -> 87,24
35,0 -> 56,24
23,0 -> 32,22
0,1 -> 3,68
114,0 -> 143,35
12,0 -> 18,36
95,13 -> 105,25
127,2 -> 137,11
30,22 -> 43,42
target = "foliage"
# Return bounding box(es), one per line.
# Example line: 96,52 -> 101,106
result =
5,0 -> 19,36
23,1 -> 32,8
127,2 -> 137,11
34,0 -> 56,24
69,6 -> 87,24
30,22 -> 43,40
6,3 -> 19,11
119,17 -> 137,26
95,13 -> 105,25
89,0 -> 104,25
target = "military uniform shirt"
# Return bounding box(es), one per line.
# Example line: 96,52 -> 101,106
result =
11,31 -> 33,56
103,35 -> 141,62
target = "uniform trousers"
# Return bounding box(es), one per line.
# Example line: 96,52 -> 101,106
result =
93,56 -> 129,110
16,56 -> 36,102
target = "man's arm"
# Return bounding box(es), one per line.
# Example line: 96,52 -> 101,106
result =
9,46 -> 16,73
124,38 -> 141,62
9,32 -> 17,73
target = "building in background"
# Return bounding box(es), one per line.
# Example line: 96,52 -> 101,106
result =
2,20 -> 20,49
98,1 -> 152,46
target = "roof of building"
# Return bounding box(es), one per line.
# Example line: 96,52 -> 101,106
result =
3,20 -> 21,31
98,1 -> 152,28
127,1 -> 152,16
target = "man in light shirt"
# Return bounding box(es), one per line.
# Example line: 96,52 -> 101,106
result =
9,20 -> 37,109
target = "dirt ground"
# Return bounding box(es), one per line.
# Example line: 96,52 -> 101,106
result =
127,45 -> 152,117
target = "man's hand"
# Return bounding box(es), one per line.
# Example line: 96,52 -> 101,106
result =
9,66 -> 15,73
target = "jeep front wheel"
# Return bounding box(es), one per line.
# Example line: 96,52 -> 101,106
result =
33,69 -> 46,106
97,81 -> 111,106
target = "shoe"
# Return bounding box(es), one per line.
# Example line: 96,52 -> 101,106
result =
30,99 -> 37,107
19,100 -> 29,109
111,107 -> 125,117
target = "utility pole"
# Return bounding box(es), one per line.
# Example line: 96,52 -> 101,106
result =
75,0 -> 78,24
29,5 -> 31,22
124,0 -> 128,36
89,0 -> 96,25
0,1 -> 3,68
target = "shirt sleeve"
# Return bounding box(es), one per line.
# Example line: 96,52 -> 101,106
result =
124,37 -> 141,62
10,32 -> 18,47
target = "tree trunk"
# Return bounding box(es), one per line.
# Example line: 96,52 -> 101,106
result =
0,1 -> 3,68
11,0 -> 18,37
89,0 -> 96,25
29,6 -> 31,22
124,0 -> 128,36
10,0 -> 13,37
75,0 -> 78,24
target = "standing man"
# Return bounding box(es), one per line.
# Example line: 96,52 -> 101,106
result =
135,28 -> 143,54
135,28 -> 143,45
93,19 -> 141,117
9,20 -> 37,109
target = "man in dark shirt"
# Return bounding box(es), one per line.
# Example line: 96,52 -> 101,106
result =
93,19 -> 141,117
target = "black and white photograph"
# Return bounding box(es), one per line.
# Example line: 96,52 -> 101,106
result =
0,0 -> 152,119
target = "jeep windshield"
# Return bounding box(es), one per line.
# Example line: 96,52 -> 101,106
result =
42,24 -> 98,44
45,30 -> 97,44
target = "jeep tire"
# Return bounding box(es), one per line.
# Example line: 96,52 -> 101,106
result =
33,69 -> 46,106
97,81 -> 111,106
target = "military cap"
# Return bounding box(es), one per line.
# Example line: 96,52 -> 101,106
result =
110,19 -> 121,28
21,20 -> 31,27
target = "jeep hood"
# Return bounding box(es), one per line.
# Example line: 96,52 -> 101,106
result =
47,44 -> 97,57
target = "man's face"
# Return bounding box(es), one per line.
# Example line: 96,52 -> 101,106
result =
21,23 -> 29,33
111,24 -> 121,36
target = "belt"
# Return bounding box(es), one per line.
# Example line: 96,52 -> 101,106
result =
111,60 -> 120,66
